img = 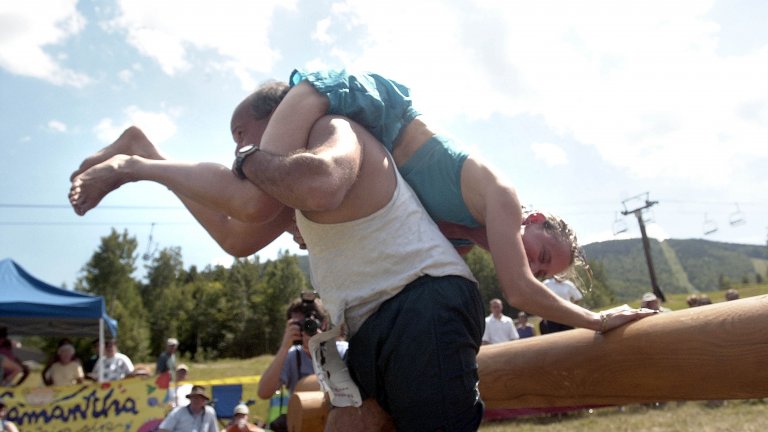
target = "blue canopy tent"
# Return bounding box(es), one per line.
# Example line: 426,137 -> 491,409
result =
0,258 -> 117,337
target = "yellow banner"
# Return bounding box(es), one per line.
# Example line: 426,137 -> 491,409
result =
1,375 -> 262,432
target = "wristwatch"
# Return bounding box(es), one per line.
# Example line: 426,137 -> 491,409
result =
233,144 -> 260,179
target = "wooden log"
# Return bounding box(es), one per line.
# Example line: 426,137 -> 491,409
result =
478,295 -> 768,408
287,391 -> 328,432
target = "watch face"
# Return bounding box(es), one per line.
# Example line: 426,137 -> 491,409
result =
237,144 -> 256,155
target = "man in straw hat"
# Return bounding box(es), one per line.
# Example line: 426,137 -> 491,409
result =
159,385 -> 219,432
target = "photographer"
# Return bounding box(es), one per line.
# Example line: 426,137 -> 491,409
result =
257,293 -> 348,431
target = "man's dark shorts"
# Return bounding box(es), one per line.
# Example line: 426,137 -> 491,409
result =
347,275 -> 485,431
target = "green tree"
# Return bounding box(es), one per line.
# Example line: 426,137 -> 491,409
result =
249,251 -> 308,355
464,248 -> 505,316
75,229 -> 150,360
142,247 -> 185,356
579,260 -> 615,309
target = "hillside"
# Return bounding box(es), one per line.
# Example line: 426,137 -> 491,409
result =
584,238 -> 767,301
292,238 -> 766,303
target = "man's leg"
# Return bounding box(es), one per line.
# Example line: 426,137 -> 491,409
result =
347,276 -> 485,432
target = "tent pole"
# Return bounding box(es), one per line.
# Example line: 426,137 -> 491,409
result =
99,318 -> 105,383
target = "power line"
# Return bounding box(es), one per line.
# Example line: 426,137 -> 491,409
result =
0,203 -> 185,210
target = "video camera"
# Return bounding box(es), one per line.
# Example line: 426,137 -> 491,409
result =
293,291 -> 321,345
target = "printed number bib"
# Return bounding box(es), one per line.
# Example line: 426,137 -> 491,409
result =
309,326 -> 363,407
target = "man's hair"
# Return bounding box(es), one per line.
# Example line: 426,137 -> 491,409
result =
286,296 -> 330,323
248,80 -> 290,120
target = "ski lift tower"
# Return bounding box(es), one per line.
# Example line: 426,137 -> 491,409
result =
621,193 -> 666,302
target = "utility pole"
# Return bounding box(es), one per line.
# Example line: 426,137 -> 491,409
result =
621,193 -> 666,302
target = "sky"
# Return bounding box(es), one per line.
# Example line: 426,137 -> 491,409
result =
1,0 -> 767,288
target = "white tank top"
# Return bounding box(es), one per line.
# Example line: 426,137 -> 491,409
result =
295,165 -> 476,336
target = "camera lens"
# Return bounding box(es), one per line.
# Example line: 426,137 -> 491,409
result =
303,318 -> 319,337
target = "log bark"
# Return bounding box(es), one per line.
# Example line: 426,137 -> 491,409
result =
478,295 -> 768,408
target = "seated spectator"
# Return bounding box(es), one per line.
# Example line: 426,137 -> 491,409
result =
640,292 -> 671,312
170,363 -> 193,407
0,328 -> 28,387
697,294 -> 712,306
0,398 -> 20,432
159,385 -> 218,432
43,344 -> 84,386
257,294 -> 348,432
225,403 -> 265,432
90,339 -> 134,381
686,294 -> 701,308
725,289 -> 740,301
515,312 -> 535,339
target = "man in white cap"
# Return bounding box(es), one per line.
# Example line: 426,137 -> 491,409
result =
156,338 -> 179,377
225,403 -> 264,432
640,292 -> 670,312
159,385 -> 219,432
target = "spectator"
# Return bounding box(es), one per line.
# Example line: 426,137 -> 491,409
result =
257,295 -> 348,432
156,338 -> 178,389
640,292 -> 671,312
0,328 -> 28,387
686,294 -> 701,308
516,312 -> 535,339
482,299 -> 519,344
0,399 -> 20,432
90,339 -> 134,381
156,338 -> 178,376
225,403 -> 265,432
539,277 -> 583,334
159,385 -> 219,432
725,289 -> 740,301
43,344 -> 84,386
171,363 -> 193,407
697,294 -> 712,306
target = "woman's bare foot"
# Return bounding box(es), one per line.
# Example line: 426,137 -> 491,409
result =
69,155 -> 134,216
70,126 -> 162,181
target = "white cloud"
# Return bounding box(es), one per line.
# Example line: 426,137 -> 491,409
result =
317,0 -> 767,188
94,106 -> 177,144
531,142 -> 568,167
0,0 -> 90,86
48,120 -> 67,132
106,0 -> 296,89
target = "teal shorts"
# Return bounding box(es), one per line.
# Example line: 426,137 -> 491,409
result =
290,69 -> 420,152
346,275 -> 485,432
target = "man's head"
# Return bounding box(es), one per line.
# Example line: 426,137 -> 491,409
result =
233,403 -> 249,422
230,81 -> 290,150
57,343 -> 76,363
517,311 -> 528,324
175,363 -> 189,382
166,338 -> 179,353
105,339 -> 118,358
521,211 -> 581,280
489,298 -> 503,318
286,293 -> 329,347
641,292 -> 660,311
186,385 -> 210,412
